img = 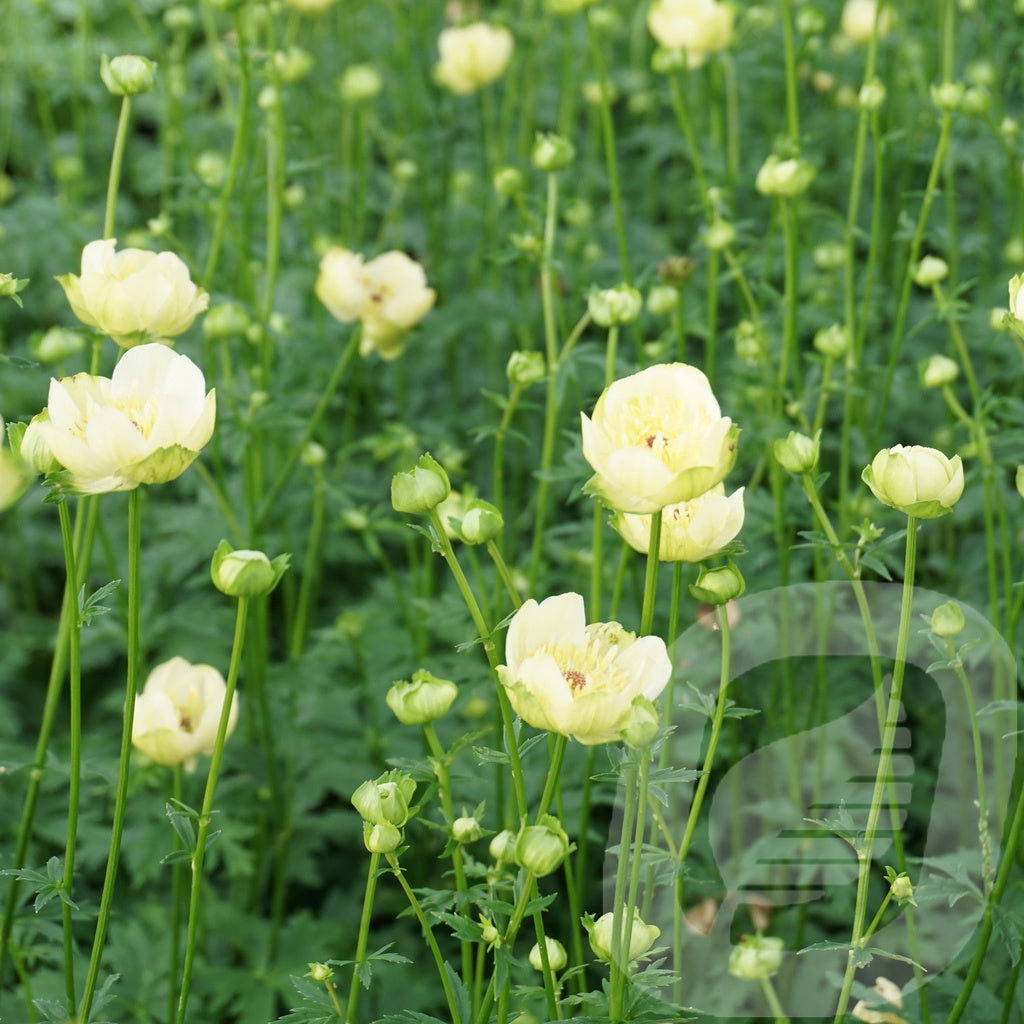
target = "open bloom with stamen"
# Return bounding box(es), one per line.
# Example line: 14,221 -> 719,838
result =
132,657 -> 238,767
32,342 -> 215,494
612,485 -> 744,562
57,239 -> 208,348
497,592 -> 671,745
581,362 -> 738,514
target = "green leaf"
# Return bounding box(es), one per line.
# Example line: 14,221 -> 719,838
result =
79,579 -> 121,626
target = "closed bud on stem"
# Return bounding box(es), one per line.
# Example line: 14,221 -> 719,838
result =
515,815 -> 571,876
493,166 -> 525,198
913,255 -> 949,286
529,937 -> 568,972
452,816 -> 484,843
773,430 -> 820,474
647,284 -> 679,316
307,962 -> 334,982
459,499 -> 504,544
620,696 -> 660,749
813,323 -> 849,359
921,354 -> 959,388
351,770 -> 416,826
931,81 -> 964,111
210,540 -> 290,597
703,219 -> 736,251
930,601 -> 965,638
690,563 -> 745,605
588,284 -> 643,327
391,452 -> 450,514
584,908 -> 660,964
506,350 -> 546,386
101,54 -> 157,95
363,820 -> 403,854
858,77 -> 887,110
888,872 -> 916,906
489,829 -> 517,863
532,132 -> 575,172
727,934 -> 785,980
386,669 -> 458,725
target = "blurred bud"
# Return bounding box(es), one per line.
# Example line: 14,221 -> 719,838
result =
52,153 -> 85,184
921,354 -> 959,389
386,669 -> 458,725
734,319 -> 765,364
991,307 -> 1009,332
284,183 -> 307,209
755,154 -> 816,197
774,430 -> 820,474
795,6 -> 826,33
859,77 -> 887,110
101,54 -> 157,95
647,284 -> 679,316
203,302 -> 251,339
689,563 -> 745,605
393,159 -> 419,183
511,232 -> 543,256
257,85 -> 280,110
930,601 -> 965,638
391,453 -> 451,514
813,241 -> 845,271
532,132 -> 575,172
339,63 -> 383,102
515,815 -> 570,876
210,540 -> 290,597
651,46 -> 687,75
275,46 -> 314,83
307,962 -> 333,982
196,151 -> 228,188
913,255 -> 949,286
961,86 -> 991,115
588,284 -> 643,326
507,350 -> 547,386
493,165 -> 525,198
703,219 -> 736,251
812,70 -> 836,93
1001,117 -> 1020,144
563,198 -> 593,229
301,442 -> 327,469
931,81 -> 964,111
728,935 -> 784,980
529,937 -> 568,972
621,696 -> 660,749
813,323 -> 849,358
30,326 -> 85,363
452,816 -> 484,843
658,254 -> 696,284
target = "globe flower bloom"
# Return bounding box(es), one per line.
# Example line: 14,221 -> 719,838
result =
612,486 -> 744,562
132,657 -> 239,767
57,239 -> 208,348
31,343 -> 215,494
862,444 -> 964,518
581,362 -> 738,514
315,247 -> 435,360
647,0 -> 734,67
435,22 -> 514,95
497,592 -> 671,745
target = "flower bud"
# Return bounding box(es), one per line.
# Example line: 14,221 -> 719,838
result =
931,81 -> 964,111
1017,465 -> 1024,500
30,326 -> 85,363
588,284 -> 643,327
0,272 -> 27,306
921,354 -> 958,389
813,241 -> 846,271
889,873 -> 916,905
584,908 -> 660,964
813,323 -> 849,359
621,696 -> 660,749
755,155 -> 816,198
506,350 -> 546,387
962,86 -> 991,116
858,77 -> 887,110
862,444 -> 964,518
352,771 -> 416,826
307,962 -> 334,982
689,563 -> 745,606
773,431 -> 820,474
386,670 -> 458,725
17,412 -> 60,475
493,166 -> 525,198
658,255 -> 696,284
703,219 -> 736,251
101,54 -> 157,95
274,46 -> 314,83
515,815 -> 570,876
913,255 -> 949,287
651,46 -> 688,75
203,302 -> 251,340
459,499 -> 504,545
363,820 -> 403,854
529,937 -> 567,972
930,601 -> 965,638
210,540 -> 290,597
339,64 -> 382,103
489,829 -> 517,863
479,916 -> 500,944
727,934 -> 784,980
532,132 -> 575,172
646,284 -> 679,317
391,453 -> 451,514
452,816 -> 484,843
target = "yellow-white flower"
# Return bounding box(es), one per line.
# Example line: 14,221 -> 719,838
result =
132,657 -> 238,767
435,22 -> 514,95
581,362 -> 738,514
647,0 -> 734,67
1008,272 -> 1024,322
840,0 -> 892,43
862,444 -> 964,518
584,907 -> 661,964
612,485 -> 744,562
34,342 -> 215,494
315,248 -> 436,360
57,239 -> 208,348
497,592 -> 671,745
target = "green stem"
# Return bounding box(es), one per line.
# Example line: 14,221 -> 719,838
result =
175,596 -> 249,1024
639,513 -> 662,637
778,0 -> 800,143
289,463 -> 326,660
760,975 -> 790,1024
79,489 -> 144,1024
345,852 -> 381,1024
103,96 -> 132,239
167,766 -> 185,1024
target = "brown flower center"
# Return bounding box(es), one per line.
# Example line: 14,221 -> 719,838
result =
563,669 -> 587,693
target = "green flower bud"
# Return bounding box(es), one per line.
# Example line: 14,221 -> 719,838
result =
101,54 -> 157,96
703,219 -> 736,251
479,916 -> 500,944
307,962 -> 334,982
30,327 -> 85,364
459,499 -> 504,545
391,452 -> 450,514
203,302 -> 251,340
962,85 -> 991,116
913,255 -> 949,287
351,770 -> 416,826
515,815 -> 570,876
588,284 -> 643,327
728,934 -> 784,980
755,154 -> 816,198
532,132 -> 575,172
363,820 -> 403,854
930,601 -> 965,638
858,77 -> 887,110
921,354 -> 959,389
210,540 -> 290,597
489,829 -> 517,863
506,350 -> 546,387
689,563 -> 746,606
493,166 -> 525,198
813,323 -> 849,359
647,284 -> 679,317
651,46 -> 688,75
620,696 -> 660,749
274,46 -> 314,84
339,64 -> 383,103
889,873 -> 916,905
386,669 -> 458,725
452,816 -> 484,843
931,81 -> 964,111
393,159 -> 418,183
0,273 -> 27,306
17,413 -> 60,475
773,430 -> 820,474
813,241 -> 846,271
584,908 -> 660,964
529,937 -> 568,972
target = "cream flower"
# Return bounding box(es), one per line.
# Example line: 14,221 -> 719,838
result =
132,657 -> 238,767
581,362 -> 738,514
647,0 -> 734,67
497,592 -> 671,745
34,343 -> 215,494
315,248 -> 435,360
612,485 -> 744,562
862,444 -> 963,518
57,239 -> 208,348
435,22 -> 514,95
840,0 -> 893,43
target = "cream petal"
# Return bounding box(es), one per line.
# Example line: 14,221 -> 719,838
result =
504,592 -> 586,669
560,690 -> 630,745
613,635 -> 672,701
80,239 -> 118,275
113,343 -> 183,398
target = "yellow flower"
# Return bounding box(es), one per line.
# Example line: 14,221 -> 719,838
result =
57,239 -> 208,348
435,22 -> 514,95
33,342 -> 215,494
581,362 -> 738,514
132,657 -> 238,767
862,444 -> 964,518
612,486 -> 744,562
497,592 -> 671,745
315,248 -> 435,360
647,0 -> 734,67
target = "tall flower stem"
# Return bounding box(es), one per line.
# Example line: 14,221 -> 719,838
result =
832,518 -> 919,1024
167,765 -> 185,1024
79,488 -> 144,1024
289,461 -> 326,660
175,595 -> 249,1024
103,96 -> 133,239
56,499 -> 81,1010
345,851 -> 380,1024
639,514 -> 662,637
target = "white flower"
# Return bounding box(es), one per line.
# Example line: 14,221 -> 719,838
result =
581,362 -> 738,514
862,444 -> 964,518
497,593 -> 671,745
132,657 -> 238,767
435,22 -> 514,95
840,0 -> 893,43
315,248 -> 435,360
34,343 -> 215,494
612,486 -> 744,562
57,239 -> 208,348
647,0 -> 734,67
